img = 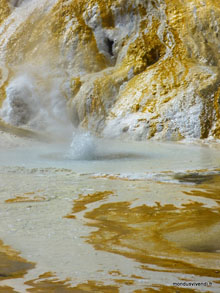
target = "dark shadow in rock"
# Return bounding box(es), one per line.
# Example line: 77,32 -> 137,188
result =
147,47 -> 160,66
104,38 -> 114,57
10,0 -> 23,7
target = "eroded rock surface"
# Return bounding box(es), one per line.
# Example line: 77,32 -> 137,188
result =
1,0 -> 220,140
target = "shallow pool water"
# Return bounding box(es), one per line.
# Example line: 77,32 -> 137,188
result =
0,133 -> 220,292
1,137 -> 220,173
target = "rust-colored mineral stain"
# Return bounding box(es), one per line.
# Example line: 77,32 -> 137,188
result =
131,274 -> 145,280
24,192 -> 35,195
64,214 -> 76,219
114,279 -> 134,285
25,274 -> 74,293
92,174 -> 137,181
83,197 -> 220,278
64,191 -> 114,218
0,240 -> 35,281
5,195 -> 46,203
134,284 -> 198,292
0,286 -> 18,293
72,280 -> 119,293
109,270 -> 122,276
25,273 -> 119,292
37,272 -> 54,279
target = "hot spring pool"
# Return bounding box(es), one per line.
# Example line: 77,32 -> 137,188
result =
0,134 -> 220,292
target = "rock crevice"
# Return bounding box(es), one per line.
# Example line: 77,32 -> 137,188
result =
0,0 -> 220,140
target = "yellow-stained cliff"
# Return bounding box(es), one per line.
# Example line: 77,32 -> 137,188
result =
1,0 -> 220,140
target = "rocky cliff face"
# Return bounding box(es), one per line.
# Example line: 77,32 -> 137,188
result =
1,0 -> 220,140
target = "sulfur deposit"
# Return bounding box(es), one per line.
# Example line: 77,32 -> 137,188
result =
1,0 -> 220,140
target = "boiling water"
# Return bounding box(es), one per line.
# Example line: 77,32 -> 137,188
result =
1,132 -> 220,175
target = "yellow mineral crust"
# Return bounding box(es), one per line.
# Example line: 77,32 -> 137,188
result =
1,0 -> 220,140
0,0 -> 10,25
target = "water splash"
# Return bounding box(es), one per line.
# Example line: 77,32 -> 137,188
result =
67,131 -> 96,160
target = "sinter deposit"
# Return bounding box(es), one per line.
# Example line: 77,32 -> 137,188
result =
1,1 -> 220,293
0,0 -> 220,140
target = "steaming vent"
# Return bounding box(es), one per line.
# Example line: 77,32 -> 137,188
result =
1,75 -> 39,126
0,67 -> 74,141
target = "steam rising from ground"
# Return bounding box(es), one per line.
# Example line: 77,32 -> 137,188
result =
1,74 -> 39,126
0,63 -> 100,160
0,64 -> 73,139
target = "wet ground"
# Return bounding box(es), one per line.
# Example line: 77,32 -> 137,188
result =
0,132 -> 220,292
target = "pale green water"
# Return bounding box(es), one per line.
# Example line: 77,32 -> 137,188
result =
0,138 -> 220,174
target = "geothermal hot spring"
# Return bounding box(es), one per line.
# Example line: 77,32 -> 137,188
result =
0,1 -> 220,290
0,72 -> 220,293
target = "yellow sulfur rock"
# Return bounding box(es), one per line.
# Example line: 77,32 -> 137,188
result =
1,0 -> 220,140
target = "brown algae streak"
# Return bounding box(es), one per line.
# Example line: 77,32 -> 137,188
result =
64,191 -> 114,219
0,286 -> 18,293
0,240 -> 35,281
81,198 -> 220,278
134,285 -> 198,292
25,272 -> 119,292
